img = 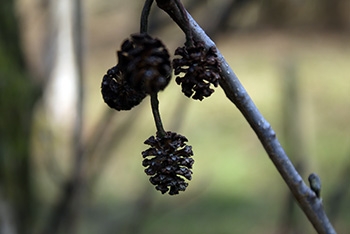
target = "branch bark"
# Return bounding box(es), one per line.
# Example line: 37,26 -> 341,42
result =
191,15 -> 335,234
156,1 -> 336,233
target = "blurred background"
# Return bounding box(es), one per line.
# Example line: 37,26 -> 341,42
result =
1,0 -> 350,233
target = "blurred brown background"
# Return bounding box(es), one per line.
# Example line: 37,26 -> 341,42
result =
1,0 -> 350,233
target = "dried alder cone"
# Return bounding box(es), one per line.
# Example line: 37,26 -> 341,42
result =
101,33 -> 172,111
173,41 -> 222,100
101,65 -> 146,111
142,131 -> 194,195
118,33 -> 172,94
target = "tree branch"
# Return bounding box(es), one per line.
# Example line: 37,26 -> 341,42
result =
155,1 -> 336,233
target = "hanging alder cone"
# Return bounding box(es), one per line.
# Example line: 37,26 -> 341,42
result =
142,131 -> 194,195
173,41 -> 222,100
101,65 -> 146,111
118,33 -> 172,94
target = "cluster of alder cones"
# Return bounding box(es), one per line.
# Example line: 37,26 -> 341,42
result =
101,33 -> 222,195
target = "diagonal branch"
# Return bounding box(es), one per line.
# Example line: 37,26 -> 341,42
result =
191,15 -> 335,234
156,1 -> 336,233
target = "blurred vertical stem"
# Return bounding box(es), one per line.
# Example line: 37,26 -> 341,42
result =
40,0 -> 85,233
67,0 -> 85,232
277,58 -> 308,234
0,0 -> 42,233
140,0 -> 154,33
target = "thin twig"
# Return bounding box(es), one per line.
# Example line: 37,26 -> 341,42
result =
155,1 -> 336,233
150,93 -> 166,137
140,0 -> 154,33
155,0 -> 192,39
174,0 -> 193,46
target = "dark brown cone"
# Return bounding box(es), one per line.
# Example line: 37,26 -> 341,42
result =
101,65 -> 146,111
118,33 -> 172,94
173,41 -> 222,100
142,131 -> 194,195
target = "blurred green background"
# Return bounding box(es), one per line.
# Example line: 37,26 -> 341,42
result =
1,0 -> 350,233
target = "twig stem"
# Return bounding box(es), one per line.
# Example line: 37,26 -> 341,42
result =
140,0 -> 154,33
150,93 -> 166,137
174,0 -> 193,46
156,0 -> 193,46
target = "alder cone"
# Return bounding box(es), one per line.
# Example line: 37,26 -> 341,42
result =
101,65 -> 146,111
173,41 -> 222,100
118,33 -> 172,94
142,131 -> 194,195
